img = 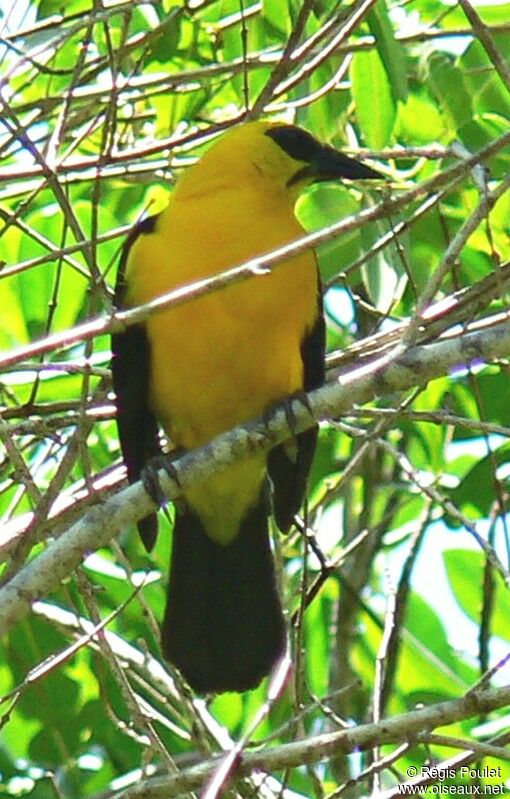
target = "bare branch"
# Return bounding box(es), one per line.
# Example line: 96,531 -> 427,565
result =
1,309 -> 510,634
104,685 -> 510,798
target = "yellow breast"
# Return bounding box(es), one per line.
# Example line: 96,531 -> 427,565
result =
125,183 -> 318,447
124,179 -> 318,542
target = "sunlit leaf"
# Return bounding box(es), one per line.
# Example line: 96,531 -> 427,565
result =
351,49 -> 396,148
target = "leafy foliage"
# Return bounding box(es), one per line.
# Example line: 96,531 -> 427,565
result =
1,0 -> 509,797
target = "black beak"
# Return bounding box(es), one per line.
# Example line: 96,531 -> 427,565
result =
265,124 -> 383,187
289,145 -> 383,186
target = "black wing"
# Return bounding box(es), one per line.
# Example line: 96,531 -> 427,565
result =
111,215 -> 162,551
268,273 -> 325,532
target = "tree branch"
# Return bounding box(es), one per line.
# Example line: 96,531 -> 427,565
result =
1,310 -> 510,634
1,127 -> 509,371
106,684 -> 510,798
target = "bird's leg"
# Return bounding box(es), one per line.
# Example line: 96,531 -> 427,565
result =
141,451 -> 185,519
263,391 -> 313,457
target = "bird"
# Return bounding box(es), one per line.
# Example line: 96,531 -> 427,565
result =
111,121 -> 381,694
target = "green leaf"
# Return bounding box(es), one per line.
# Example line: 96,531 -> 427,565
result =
296,183 -> 380,282
360,218 -> 407,313
450,370 -> 510,441
407,378 -> 450,472
448,440 -> 510,518
419,1 -> 510,27
368,0 -> 408,103
37,0 -> 90,18
298,62 -> 350,141
457,116 -> 510,178
14,203 -> 91,338
146,9 -> 183,62
263,0 -> 292,35
403,593 -> 473,685
210,691 -> 244,730
395,92 -> 444,144
0,278 -> 28,349
351,49 -> 396,148
444,549 -> 510,642
427,52 -> 473,134
305,581 -> 336,695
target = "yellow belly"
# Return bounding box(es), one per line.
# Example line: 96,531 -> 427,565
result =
125,185 -> 318,542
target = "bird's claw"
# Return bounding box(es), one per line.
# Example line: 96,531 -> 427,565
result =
263,391 -> 312,438
142,453 -> 183,513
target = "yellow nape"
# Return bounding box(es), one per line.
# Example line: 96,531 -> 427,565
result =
174,121 -> 307,201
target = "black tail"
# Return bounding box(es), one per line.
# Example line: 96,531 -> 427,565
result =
161,497 -> 286,693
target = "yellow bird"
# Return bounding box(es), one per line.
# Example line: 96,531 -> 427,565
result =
111,122 -> 381,693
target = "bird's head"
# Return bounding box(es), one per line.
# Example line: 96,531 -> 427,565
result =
177,121 -> 382,201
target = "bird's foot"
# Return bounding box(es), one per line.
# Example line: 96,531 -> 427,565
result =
263,390 -> 312,439
141,452 -> 184,516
